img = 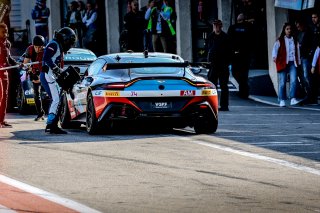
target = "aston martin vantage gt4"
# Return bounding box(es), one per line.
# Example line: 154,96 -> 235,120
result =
59,52 -> 218,134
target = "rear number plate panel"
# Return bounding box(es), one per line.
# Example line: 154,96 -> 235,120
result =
151,102 -> 172,109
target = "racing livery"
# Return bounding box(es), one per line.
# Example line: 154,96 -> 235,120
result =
60,52 -> 219,134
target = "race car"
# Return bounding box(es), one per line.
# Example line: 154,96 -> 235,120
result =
59,51 -> 219,134
16,48 -> 97,114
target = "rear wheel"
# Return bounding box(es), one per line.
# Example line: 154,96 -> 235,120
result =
86,92 -> 99,134
194,112 -> 218,134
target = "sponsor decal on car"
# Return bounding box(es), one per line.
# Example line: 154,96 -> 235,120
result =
94,91 -> 103,96
92,89 -> 218,97
212,89 -> 218,95
201,89 -> 213,96
130,91 -> 138,97
26,98 -> 35,104
105,91 -> 120,97
180,90 -> 195,96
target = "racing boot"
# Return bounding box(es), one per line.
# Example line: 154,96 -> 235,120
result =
35,111 -> 45,121
45,124 -> 67,134
50,126 -> 67,134
45,124 -> 52,133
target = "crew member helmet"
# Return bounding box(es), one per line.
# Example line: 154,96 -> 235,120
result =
54,27 -> 77,52
33,35 -> 45,46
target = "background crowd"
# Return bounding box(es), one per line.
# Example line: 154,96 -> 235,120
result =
272,11 -> 320,107
64,0 -> 97,51
120,0 -> 176,54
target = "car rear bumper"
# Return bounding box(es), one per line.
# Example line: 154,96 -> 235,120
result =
97,101 -> 217,127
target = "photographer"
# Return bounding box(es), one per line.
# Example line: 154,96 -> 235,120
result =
43,27 -> 77,134
23,35 -> 46,121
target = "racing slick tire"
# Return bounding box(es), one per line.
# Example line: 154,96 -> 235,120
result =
86,92 -> 100,135
194,112 -> 218,134
16,84 -> 29,115
60,93 -> 81,129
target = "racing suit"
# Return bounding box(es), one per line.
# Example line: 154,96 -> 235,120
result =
42,39 -> 64,131
0,38 -> 17,125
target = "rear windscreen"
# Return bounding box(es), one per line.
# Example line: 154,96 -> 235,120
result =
123,58 -> 184,74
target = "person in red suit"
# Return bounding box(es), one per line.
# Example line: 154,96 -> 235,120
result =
0,23 -> 18,128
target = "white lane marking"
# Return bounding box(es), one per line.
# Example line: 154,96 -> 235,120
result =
290,106 -> 320,111
222,113 -> 320,116
249,141 -> 303,144
257,144 -> 313,147
183,138 -> 320,176
248,96 -> 283,107
219,123 -> 320,126
221,133 -> 320,138
232,105 -> 320,111
247,141 -> 314,146
218,129 -> 251,133
249,96 -> 320,111
0,205 -> 16,213
0,175 -> 101,213
231,106 -> 280,108
288,152 -> 320,154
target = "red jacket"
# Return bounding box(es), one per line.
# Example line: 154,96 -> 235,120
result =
275,37 -> 299,72
25,45 -> 43,73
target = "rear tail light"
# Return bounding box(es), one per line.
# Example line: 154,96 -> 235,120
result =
199,105 -> 208,109
184,79 -> 215,88
102,79 -> 139,90
194,82 -> 215,88
103,83 -> 126,90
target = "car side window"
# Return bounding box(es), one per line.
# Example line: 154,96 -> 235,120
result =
87,59 -> 106,76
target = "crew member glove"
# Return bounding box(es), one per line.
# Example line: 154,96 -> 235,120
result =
52,66 -> 63,77
18,63 -> 25,69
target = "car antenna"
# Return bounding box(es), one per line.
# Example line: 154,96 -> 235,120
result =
128,60 -> 133,79
183,60 -> 189,77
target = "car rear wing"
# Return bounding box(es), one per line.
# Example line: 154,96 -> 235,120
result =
103,62 -> 190,70
188,62 -> 211,68
64,60 -> 94,65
